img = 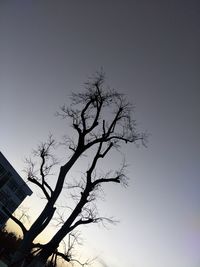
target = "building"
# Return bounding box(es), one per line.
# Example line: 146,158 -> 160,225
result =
0,152 -> 32,228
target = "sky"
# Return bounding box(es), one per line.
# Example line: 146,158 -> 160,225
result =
0,1 -> 200,267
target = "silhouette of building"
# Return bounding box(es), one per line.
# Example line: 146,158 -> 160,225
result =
0,152 -> 32,227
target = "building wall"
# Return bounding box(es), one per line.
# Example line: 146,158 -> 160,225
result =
0,152 -> 32,227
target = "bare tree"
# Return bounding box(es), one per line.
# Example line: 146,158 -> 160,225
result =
9,72 -> 145,267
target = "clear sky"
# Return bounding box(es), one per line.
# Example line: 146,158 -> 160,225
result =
0,1 -> 200,267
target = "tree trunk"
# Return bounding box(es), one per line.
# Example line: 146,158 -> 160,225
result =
8,229 -> 36,267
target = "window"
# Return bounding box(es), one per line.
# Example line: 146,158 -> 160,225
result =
0,210 -> 8,225
15,189 -> 26,201
5,199 -> 17,211
0,167 -> 11,188
7,179 -> 18,192
0,175 -> 9,188
0,190 -> 9,205
0,164 -> 6,177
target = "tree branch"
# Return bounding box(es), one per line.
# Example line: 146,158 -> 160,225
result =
92,176 -> 121,187
81,99 -> 93,132
40,207 -> 56,233
55,251 -> 70,262
69,218 -> 94,232
28,177 -> 50,200
2,206 -> 27,236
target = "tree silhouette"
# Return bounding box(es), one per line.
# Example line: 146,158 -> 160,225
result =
9,72 -> 145,267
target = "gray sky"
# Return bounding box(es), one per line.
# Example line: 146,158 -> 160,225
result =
0,1 -> 200,267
